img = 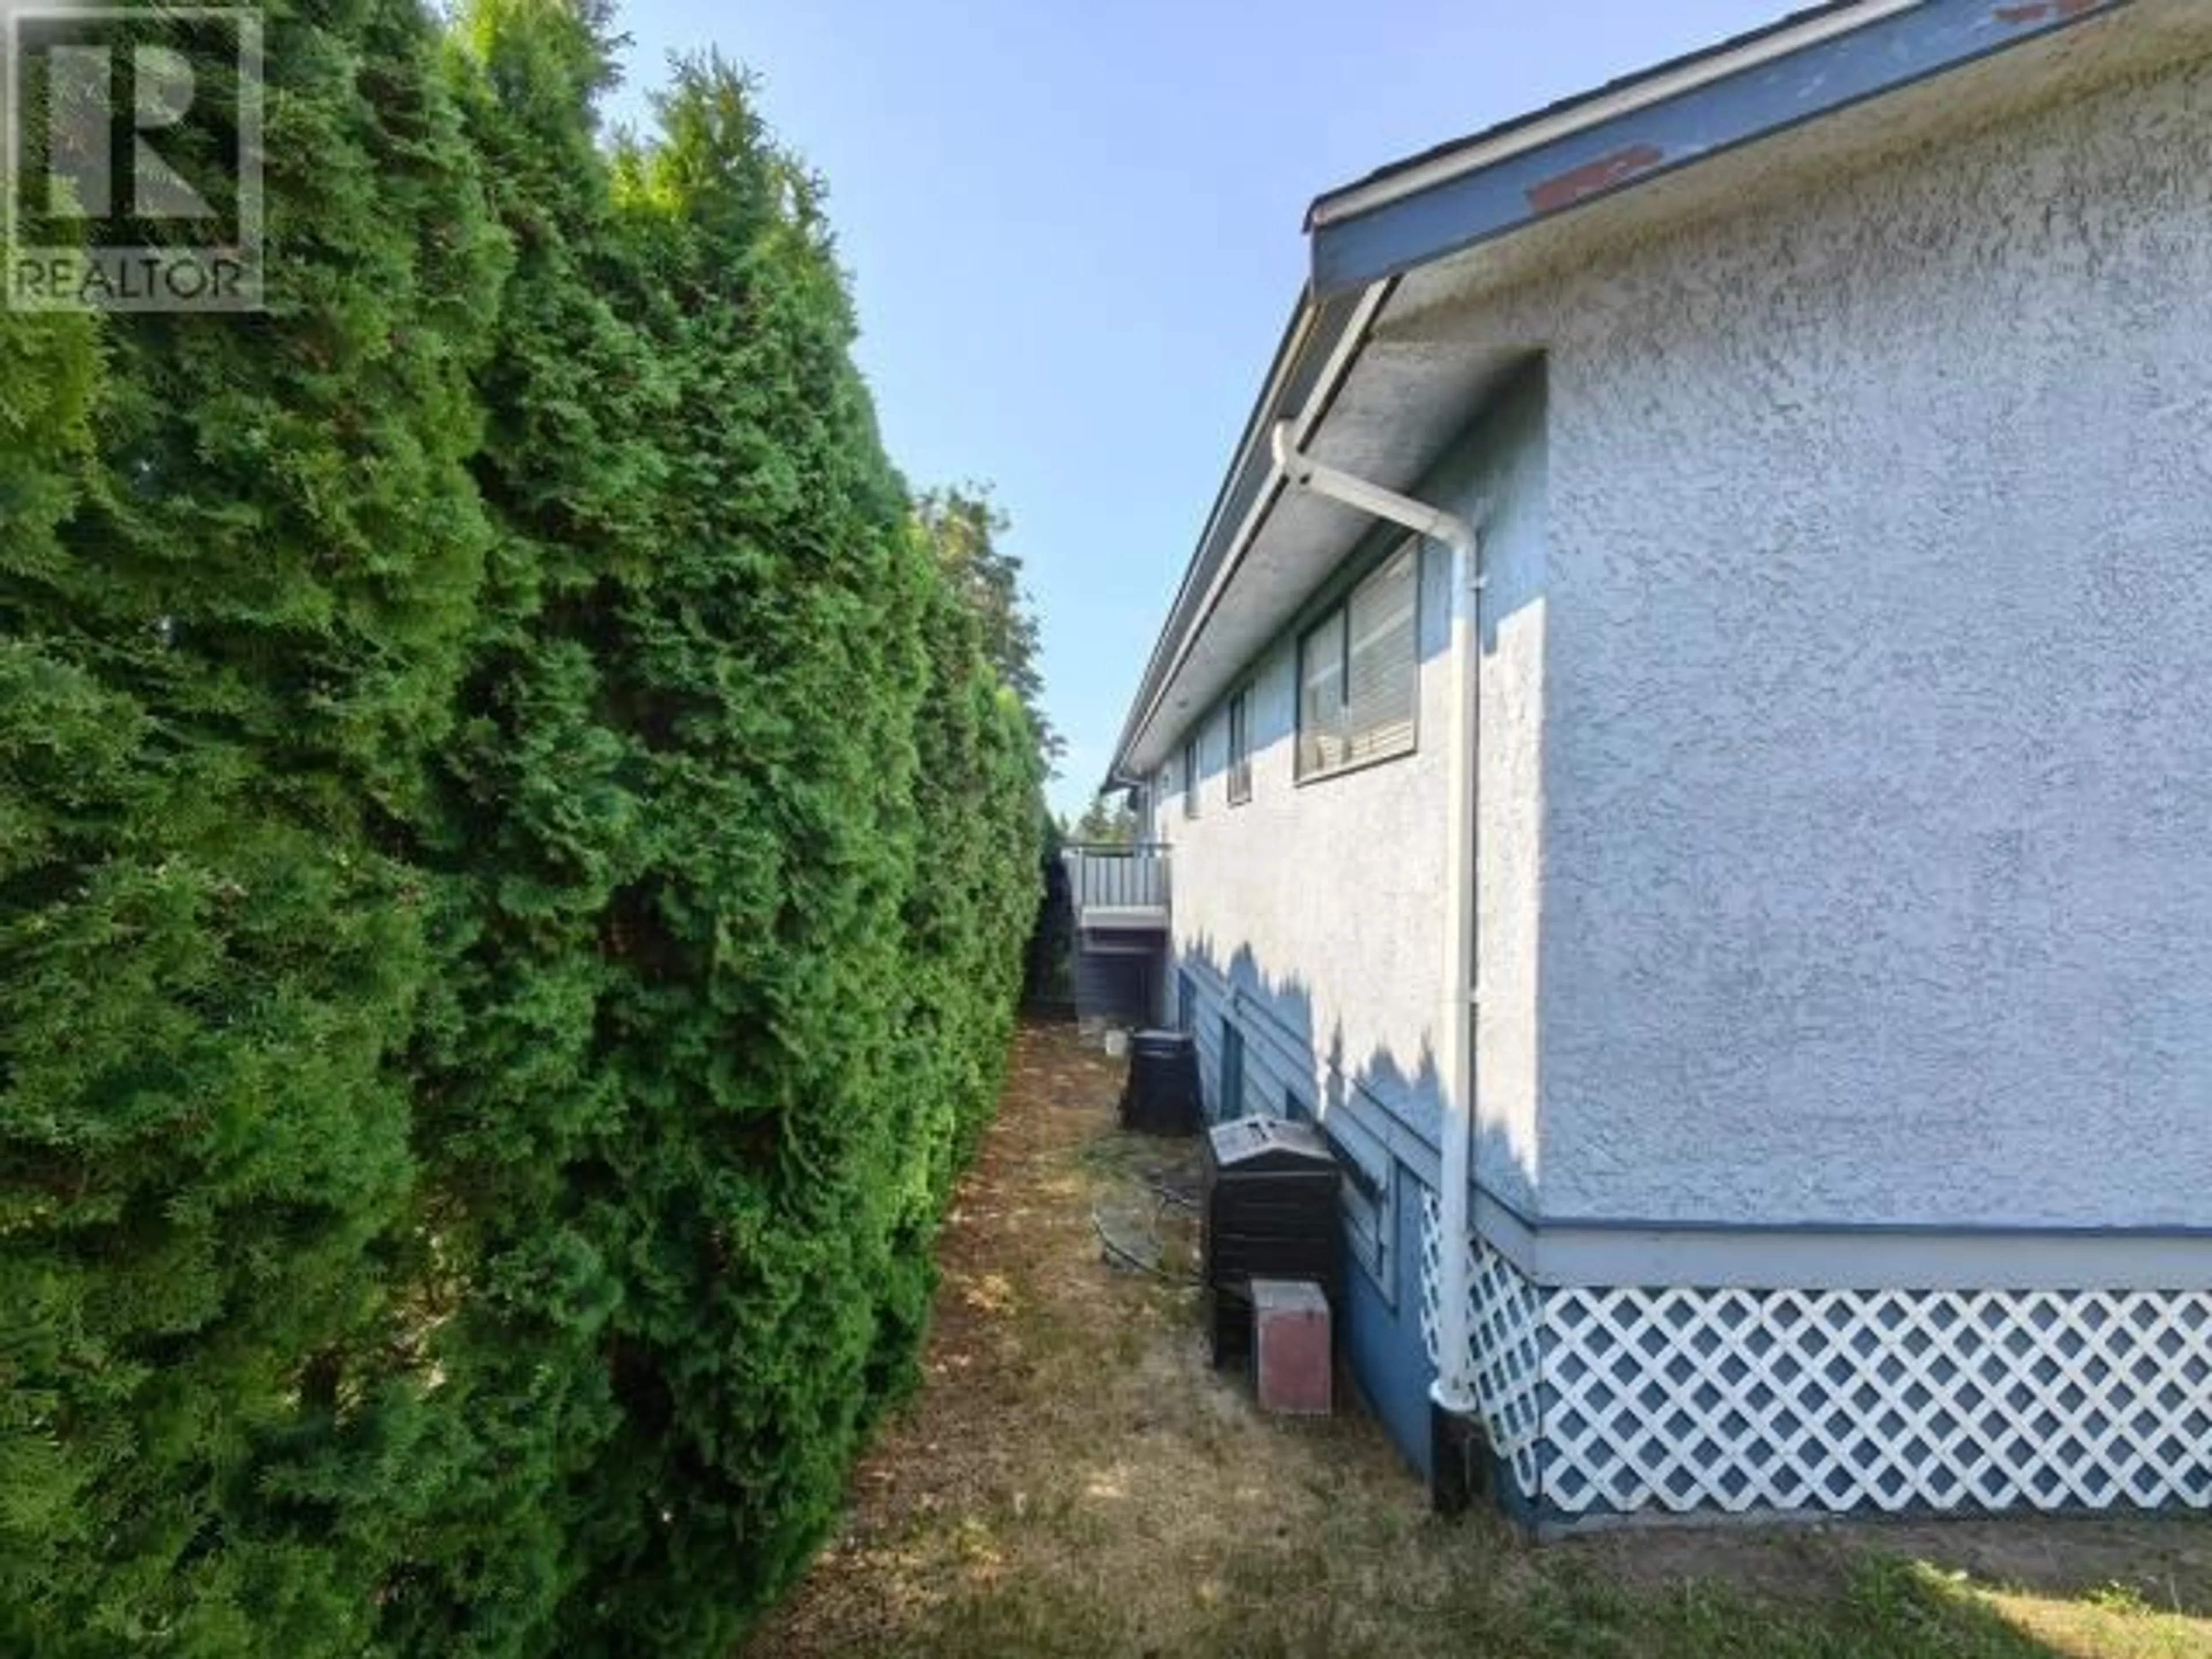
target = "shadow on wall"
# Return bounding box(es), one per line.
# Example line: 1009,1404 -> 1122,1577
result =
1172,931 -> 1535,1482
1155,365 -> 1552,1476
1172,926 -> 1534,1217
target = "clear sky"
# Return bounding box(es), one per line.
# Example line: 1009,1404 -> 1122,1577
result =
604,2 -> 1789,816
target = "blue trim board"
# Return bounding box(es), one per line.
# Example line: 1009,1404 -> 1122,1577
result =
1310,0 -> 2133,296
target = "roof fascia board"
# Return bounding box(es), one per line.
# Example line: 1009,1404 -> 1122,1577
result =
1310,0 -> 1917,230
1309,0 -> 2133,297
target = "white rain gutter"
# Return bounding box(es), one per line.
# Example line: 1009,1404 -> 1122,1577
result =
1269,421 -> 1484,1423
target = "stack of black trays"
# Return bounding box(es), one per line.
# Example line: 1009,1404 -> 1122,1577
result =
1200,1114 -> 1340,1368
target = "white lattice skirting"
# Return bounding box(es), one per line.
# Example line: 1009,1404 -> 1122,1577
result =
1418,1192 -> 2212,1520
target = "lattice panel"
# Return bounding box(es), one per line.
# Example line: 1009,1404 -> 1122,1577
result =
1418,1200 -> 2212,1519
1418,1190 -> 1546,1499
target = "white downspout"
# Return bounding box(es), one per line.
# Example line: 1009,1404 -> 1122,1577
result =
1270,422 -> 1484,1423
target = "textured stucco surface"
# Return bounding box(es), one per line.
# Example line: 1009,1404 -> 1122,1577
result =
1465,373 -> 1550,1216
1115,14 -> 2212,1515
1141,43 -> 2212,1244
1146,376 -> 1550,1481
1535,52 -> 2212,1228
1150,369 -> 1551,1224
1153,538 -> 1453,1145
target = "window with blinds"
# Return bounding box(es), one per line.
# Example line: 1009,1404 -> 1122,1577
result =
1226,686 -> 1252,805
1296,542 -> 1419,779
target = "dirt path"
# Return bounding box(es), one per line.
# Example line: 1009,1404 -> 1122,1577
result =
743,1021 -> 2212,1658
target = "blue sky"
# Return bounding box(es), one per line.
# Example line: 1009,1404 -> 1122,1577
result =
605,2 -> 1787,816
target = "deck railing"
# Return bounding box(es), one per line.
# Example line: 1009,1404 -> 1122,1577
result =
1063,840 -> 1171,921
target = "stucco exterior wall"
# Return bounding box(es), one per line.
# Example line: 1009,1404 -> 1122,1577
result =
1150,369 -> 1551,1222
1157,538 -> 1453,1142
1533,52 -> 2212,1227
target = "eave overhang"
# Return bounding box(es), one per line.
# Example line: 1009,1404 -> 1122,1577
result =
1107,0 -> 2151,789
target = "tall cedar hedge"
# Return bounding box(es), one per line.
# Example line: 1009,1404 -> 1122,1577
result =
0,2 -> 1047,1653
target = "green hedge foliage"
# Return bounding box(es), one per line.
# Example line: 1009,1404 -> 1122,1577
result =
0,3 -> 1047,1653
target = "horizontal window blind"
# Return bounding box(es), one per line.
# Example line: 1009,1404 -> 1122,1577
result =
1344,546 -> 1416,763
1298,613 -> 1345,777
1297,540 -> 1418,779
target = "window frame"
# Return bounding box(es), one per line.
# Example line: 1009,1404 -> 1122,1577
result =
1225,685 -> 1252,806
1317,1104 -> 1396,1305
1294,539 -> 1421,785
1296,608 -> 1349,779
1181,733 -> 1200,820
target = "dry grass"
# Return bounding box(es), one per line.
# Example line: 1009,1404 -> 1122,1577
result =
743,1021 -> 2212,1658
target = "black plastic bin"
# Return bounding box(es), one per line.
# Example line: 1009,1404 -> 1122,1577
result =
1200,1115 -> 1340,1368
1120,1029 -> 1201,1135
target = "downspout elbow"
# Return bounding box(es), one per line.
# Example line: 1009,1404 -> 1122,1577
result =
1270,422 -> 1476,565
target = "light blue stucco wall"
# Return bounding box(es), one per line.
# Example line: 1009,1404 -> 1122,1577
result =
1535,51 -> 2212,1228
1146,371 -> 1551,1474
1148,368 -> 1550,1205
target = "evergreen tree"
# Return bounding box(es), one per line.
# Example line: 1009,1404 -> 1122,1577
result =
0,286 -> 111,1659
403,31 -> 1044,1654
1070,793 -> 1139,846
0,0 -> 505,1647
377,2 -> 656,1648
2,8 -> 1047,1652
533,59 -> 928,1652
877,541 -> 1046,1385
916,487 -> 1061,772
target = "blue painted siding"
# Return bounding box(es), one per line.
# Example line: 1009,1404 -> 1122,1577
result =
1340,1160 -> 1439,1479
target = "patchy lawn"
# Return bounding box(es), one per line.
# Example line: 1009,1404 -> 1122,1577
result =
743,1021 -> 2212,1658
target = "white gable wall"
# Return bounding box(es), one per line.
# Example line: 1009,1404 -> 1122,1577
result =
1533,49 -> 2212,1228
